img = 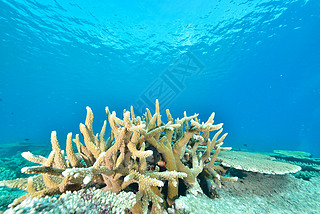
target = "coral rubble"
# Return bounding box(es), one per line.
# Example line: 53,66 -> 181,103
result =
0,100 -> 237,213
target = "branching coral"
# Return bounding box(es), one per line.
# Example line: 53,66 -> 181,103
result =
1,100 -> 237,213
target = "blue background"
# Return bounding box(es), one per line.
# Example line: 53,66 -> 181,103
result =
1,0 -> 319,157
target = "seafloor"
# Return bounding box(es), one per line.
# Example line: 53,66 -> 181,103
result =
0,143 -> 319,213
175,173 -> 319,214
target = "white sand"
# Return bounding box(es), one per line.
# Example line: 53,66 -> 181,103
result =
175,173 -> 320,214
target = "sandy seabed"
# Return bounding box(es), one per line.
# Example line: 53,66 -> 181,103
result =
175,173 -> 319,214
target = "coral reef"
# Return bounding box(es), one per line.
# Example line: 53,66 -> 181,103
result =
0,167 -> 16,181
0,100 -> 237,213
0,187 -> 25,212
218,151 -> 301,175
271,150 -> 320,180
273,150 -> 312,159
0,153 -> 29,211
4,187 -> 136,214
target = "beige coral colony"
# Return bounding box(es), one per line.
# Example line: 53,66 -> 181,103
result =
1,100 -> 301,213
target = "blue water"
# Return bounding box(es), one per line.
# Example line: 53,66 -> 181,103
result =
0,0 -> 319,157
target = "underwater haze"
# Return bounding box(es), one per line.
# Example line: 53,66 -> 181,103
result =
0,0 -> 320,157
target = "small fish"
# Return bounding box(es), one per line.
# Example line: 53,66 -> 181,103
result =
24,138 -> 30,141
157,160 -> 166,167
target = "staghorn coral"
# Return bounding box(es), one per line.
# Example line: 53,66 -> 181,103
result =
0,175 -> 48,192
1,100 -> 236,213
